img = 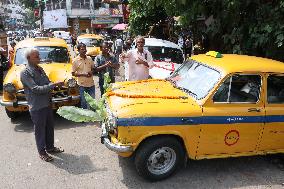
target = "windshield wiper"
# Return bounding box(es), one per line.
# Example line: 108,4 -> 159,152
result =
177,87 -> 197,98
40,59 -> 52,64
165,78 -> 177,87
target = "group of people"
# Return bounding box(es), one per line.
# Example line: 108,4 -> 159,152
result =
19,35 -> 154,162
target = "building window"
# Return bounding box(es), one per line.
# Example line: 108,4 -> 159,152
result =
72,0 -> 90,9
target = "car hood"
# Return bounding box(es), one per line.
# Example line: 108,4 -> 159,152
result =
4,63 -> 73,89
106,79 -> 201,118
86,46 -> 101,56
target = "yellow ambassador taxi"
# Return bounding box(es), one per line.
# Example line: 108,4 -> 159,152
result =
101,51 -> 284,181
0,37 -> 80,119
76,34 -> 103,59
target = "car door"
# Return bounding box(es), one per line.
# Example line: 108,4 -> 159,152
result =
258,74 -> 284,151
197,73 -> 265,157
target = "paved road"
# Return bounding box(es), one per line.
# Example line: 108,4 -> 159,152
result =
0,41 -> 284,189
0,94 -> 284,189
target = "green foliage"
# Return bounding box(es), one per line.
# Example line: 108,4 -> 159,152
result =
84,92 -> 107,120
19,0 -> 36,9
56,72 -> 112,123
57,106 -> 102,122
128,0 -> 284,61
103,72 -> 111,91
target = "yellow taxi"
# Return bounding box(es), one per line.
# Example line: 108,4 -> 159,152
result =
76,34 -> 104,59
101,51 -> 284,181
0,37 -> 80,119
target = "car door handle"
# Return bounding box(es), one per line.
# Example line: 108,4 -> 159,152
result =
181,118 -> 195,124
248,108 -> 261,112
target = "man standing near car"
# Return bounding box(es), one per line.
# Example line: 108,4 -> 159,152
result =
94,42 -> 119,96
72,43 -> 95,109
20,48 -> 64,162
119,36 -> 154,81
0,47 -> 7,94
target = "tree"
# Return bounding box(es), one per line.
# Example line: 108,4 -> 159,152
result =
128,0 -> 284,61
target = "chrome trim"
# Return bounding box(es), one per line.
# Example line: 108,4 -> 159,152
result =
101,123 -> 133,153
0,95 -> 80,107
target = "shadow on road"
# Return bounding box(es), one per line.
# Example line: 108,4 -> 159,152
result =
50,152 -> 107,175
12,112 -> 99,133
118,155 -> 284,188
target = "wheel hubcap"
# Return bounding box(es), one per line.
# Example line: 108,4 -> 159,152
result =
147,147 -> 176,175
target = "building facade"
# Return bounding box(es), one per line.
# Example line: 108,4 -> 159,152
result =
45,0 -> 123,34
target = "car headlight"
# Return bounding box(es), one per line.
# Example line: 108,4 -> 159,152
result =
67,78 -> 77,88
3,83 -> 17,93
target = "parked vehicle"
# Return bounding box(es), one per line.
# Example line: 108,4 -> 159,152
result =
76,34 -> 104,60
101,51 -> 284,181
0,37 -> 80,119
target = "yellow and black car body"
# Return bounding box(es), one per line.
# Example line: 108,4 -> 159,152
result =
76,34 -> 104,60
101,51 -> 284,181
0,37 -> 80,119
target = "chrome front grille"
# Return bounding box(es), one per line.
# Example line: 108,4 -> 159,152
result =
16,88 -> 69,101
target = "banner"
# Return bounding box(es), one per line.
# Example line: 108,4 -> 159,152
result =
43,9 -> 68,29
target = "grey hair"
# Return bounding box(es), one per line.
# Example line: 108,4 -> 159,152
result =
135,35 -> 145,42
25,47 -> 39,59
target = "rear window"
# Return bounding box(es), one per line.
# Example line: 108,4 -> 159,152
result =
146,46 -> 184,64
15,46 -> 69,65
78,38 -> 102,47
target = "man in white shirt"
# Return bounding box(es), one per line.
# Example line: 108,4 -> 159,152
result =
120,36 -> 154,81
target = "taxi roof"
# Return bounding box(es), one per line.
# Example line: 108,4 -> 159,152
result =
191,54 -> 284,74
16,37 -> 68,49
77,34 -> 103,39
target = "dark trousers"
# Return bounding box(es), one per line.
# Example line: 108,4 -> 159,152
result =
0,67 -> 3,91
29,106 -> 54,155
99,76 -> 115,97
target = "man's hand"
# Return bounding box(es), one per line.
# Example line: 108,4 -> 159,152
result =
136,58 -> 149,67
53,81 -> 64,87
86,71 -> 93,77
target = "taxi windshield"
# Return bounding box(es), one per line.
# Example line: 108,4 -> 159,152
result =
78,38 -> 102,47
15,46 -> 69,65
168,60 -> 221,99
146,46 -> 184,64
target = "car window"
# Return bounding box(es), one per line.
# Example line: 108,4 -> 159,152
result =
213,74 -> 261,103
78,38 -> 102,47
146,46 -> 184,64
15,46 -> 69,65
169,60 -> 221,99
267,75 -> 284,104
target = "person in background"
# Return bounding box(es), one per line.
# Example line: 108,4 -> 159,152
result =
115,36 -> 123,56
123,38 -> 132,52
0,47 -> 7,94
8,41 -> 16,68
119,36 -> 154,81
72,43 -> 95,109
94,42 -> 119,96
184,37 -> 193,58
20,48 -> 64,162
71,34 -> 77,51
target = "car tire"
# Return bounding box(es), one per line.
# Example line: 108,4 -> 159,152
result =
135,136 -> 185,181
5,108 -> 19,120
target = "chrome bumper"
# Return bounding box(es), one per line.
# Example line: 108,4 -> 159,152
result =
0,95 -> 80,107
101,123 -> 133,153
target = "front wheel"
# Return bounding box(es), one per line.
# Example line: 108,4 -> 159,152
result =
135,136 -> 185,181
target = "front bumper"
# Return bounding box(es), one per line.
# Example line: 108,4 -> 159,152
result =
101,123 -> 133,153
0,95 -> 80,107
